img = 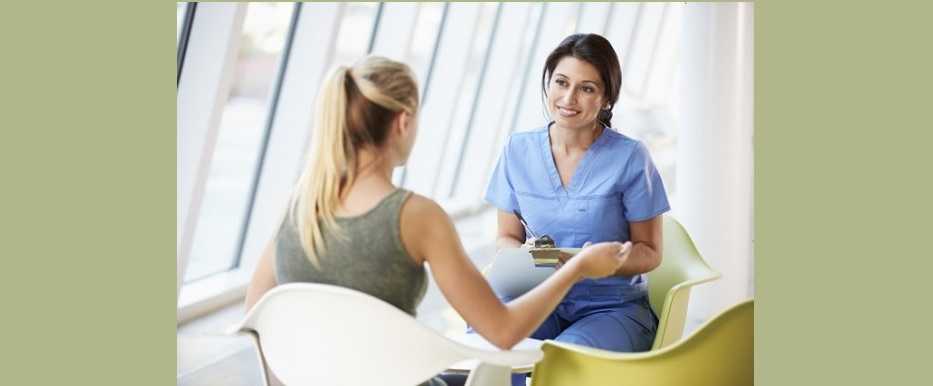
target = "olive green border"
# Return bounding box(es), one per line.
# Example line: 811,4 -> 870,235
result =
757,0 -> 931,384
2,1 -> 173,385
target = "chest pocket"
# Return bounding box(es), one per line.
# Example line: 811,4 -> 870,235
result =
577,193 -> 626,243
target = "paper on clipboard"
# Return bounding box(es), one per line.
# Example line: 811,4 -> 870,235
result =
484,248 -> 554,299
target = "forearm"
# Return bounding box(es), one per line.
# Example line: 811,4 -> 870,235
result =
496,235 -> 524,250
244,283 -> 266,312
614,241 -> 660,276
496,261 -> 583,347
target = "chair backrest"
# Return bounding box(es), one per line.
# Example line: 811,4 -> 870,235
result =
647,215 -> 720,349
233,283 -> 538,386
530,299 -> 754,386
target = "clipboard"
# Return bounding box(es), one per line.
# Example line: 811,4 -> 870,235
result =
484,247 -> 580,299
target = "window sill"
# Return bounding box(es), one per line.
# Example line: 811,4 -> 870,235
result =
178,268 -> 250,324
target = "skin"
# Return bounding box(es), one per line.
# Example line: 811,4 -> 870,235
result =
495,56 -> 663,277
246,105 -> 633,349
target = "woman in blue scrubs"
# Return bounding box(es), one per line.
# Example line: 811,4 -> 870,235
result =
486,34 -> 669,381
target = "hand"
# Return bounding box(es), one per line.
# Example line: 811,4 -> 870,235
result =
554,241 -> 588,270
566,241 -> 632,278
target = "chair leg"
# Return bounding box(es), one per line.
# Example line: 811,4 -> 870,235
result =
464,363 -> 511,386
245,331 -> 272,386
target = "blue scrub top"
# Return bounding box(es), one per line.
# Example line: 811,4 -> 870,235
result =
485,124 -> 670,301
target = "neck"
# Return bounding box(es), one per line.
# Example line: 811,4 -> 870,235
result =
352,146 -> 395,187
549,121 -> 602,154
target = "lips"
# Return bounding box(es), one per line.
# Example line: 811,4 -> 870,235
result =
556,106 -> 580,117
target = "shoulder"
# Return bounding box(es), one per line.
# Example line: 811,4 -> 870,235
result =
399,192 -> 457,262
400,192 -> 452,231
497,126 -> 547,162
602,129 -> 652,161
506,126 -> 547,149
602,128 -> 641,150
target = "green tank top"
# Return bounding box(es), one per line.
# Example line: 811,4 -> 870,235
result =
274,188 -> 427,316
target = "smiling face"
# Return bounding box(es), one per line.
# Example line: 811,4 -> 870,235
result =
546,56 -> 607,131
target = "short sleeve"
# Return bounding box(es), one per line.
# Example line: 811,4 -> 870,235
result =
620,142 -> 671,222
484,136 -> 519,212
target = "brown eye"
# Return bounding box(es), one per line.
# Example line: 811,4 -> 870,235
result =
582,86 -> 595,93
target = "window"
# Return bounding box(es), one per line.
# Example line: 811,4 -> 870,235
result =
332,2 -> 379,66
184,3 -> 296,282
176,3 -> 187,46
400,2 -> 498,200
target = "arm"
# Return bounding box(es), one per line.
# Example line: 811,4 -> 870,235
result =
401,195 -> 627,350
495,210 -> 525,250
613,215 -> 663,276
244,239 -> 277,312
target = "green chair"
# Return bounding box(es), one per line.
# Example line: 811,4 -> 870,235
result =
647,215 -> 720,349
529,299 -> 754,386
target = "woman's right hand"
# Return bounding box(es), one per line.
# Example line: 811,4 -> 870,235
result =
568,241 -> 632,279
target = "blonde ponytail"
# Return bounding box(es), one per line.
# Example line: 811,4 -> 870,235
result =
290,57 -> 419,268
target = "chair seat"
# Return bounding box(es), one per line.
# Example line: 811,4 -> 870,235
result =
446,333 -> 544,374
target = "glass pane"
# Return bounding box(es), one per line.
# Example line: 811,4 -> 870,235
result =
432,2 -> 499,199
622,3 -> 666,97
332,2 -> 379,66
401,3 -> 484,198
407,3 -> 445,90
185,2 -> 295,283
449,3 -> 538,203
176,3 -> 187,47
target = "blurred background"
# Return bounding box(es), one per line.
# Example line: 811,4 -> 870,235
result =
177,2 -> 753,384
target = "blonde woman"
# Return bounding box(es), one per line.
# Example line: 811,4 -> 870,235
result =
245,56 -> 632,386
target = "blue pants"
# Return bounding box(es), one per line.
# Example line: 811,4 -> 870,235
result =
505,287 -> 658,386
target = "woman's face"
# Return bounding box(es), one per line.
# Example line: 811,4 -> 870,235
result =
547,56 -> 607,131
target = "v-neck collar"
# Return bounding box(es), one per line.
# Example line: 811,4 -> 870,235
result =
540,122 -> 609,196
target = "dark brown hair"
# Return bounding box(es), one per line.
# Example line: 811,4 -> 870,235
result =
541,33 -> 622,127
343,75 -> 396,149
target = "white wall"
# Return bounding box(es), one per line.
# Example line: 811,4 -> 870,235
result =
674,2 -> 755,329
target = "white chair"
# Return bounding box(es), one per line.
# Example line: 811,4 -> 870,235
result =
229,283 -> 543,386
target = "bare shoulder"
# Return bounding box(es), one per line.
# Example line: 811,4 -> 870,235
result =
399,193 -> 455,262
401,192 -> 451,225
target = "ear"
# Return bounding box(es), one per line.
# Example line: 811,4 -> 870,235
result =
395,111 -> 412,137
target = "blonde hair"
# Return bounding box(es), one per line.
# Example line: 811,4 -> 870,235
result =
290,56 -> 419,268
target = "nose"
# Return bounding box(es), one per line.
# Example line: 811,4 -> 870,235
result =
560,88 -> 578,106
